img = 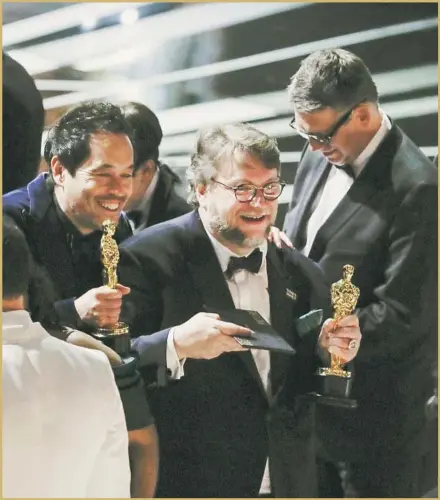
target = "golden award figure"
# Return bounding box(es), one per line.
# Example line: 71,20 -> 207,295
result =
93,220 -> 130,355
315,264 -> 360,408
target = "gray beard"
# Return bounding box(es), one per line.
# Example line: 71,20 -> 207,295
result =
209,215 -> 269,249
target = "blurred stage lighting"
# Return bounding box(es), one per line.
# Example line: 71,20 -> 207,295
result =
120,8 -> 139,26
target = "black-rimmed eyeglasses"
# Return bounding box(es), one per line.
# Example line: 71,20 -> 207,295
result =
212,179 -> 286,202
289,99 -> 366,146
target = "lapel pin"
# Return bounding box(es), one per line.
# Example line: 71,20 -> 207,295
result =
286,289 -> 297,301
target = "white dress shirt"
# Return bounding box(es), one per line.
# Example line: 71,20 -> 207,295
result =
166,209 -> 273,494
302,109 -> 392,257
2,310 -> 131,498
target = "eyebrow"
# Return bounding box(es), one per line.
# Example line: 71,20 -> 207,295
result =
228,174 -> 280,183
91,163 -> 135,171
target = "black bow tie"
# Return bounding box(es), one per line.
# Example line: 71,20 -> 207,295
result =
334,164 -> 355,179
225,249 -> 263,279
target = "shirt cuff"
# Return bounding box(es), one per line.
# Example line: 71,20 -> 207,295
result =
166,327 -> 186,379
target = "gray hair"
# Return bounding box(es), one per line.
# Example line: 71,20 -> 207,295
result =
287,48 -> 379,113
187,122 -> 280,207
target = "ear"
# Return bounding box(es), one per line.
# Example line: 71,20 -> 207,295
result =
356,103 -> 372,126
144,159 -> 157,173
195,183 -> 207,205
51,157 -> 65,186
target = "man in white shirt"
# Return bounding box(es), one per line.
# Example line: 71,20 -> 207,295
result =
283,48 -> 438,497
2,217 -> 131,498
118,122 -> 361,497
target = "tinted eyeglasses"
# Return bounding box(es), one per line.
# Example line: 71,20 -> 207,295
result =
212,179 -> 285,202
289,99 -> 366,146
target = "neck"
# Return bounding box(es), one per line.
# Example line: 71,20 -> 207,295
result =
53,188 -> 95,235
3,296 -> 26,312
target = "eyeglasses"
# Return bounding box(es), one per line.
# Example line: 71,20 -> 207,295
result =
289,99 -> 365,146
212,179 -> 286,202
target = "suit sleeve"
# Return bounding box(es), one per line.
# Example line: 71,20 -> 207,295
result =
118,245 -> 169,369
356,181 -> 437,364
86,355 -> 131,498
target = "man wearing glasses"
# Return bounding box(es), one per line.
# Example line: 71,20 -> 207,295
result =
117,122 -> 362,497
283,48 -> 437,497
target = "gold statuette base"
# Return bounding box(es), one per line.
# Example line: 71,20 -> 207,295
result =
96,322 -> 129,336
93,322 -> 130,358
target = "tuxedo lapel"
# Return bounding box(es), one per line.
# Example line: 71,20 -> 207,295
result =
266,245 -> 296,401
290,154 -> 331,249
185,213 -> 267,398
308,124 -> 400,262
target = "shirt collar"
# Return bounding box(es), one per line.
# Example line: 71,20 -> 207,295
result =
134,164 -> 161,215
2,310 -> 48,344
198,207 -> 267,273
352,108 -> 392,176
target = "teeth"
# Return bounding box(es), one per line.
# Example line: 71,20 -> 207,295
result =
100,202 -> 119,211
242,214 -> 265,220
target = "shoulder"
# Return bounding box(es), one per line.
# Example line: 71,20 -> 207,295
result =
167,189 -> 192,218
281,245 -> 327,286
121,211 -> 194,253
3,186 -> 31,232
385,127 -> 437,194
47,336 -> 115,384
3,185 -> 30,213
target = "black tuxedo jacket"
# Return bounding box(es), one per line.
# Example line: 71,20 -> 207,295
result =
284,124 -> 438,460
119,211 -> 331,497
2,173 -> 133,329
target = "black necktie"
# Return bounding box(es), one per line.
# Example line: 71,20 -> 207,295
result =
335,164 -> 355,179
225,249 -> 263,279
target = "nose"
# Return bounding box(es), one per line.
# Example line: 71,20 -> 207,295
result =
107,176 -> 130,197
249,189 -> 266,207
309,138 -> 331,152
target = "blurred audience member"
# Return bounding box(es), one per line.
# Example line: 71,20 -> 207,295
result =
121,101 -> 190,231
2,101 -> 158,498
3,52 -> 44,194
2,216 -> 131,498
284,48 -> 437,497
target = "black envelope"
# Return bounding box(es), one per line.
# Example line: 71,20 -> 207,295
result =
206,307 -> 296,355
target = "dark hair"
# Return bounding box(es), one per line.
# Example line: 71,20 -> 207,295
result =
43,100 -> 134,176
288,48 -> 379,113
3,52 -> 45,194
121,101 -> 163,166
3,216 -> 31,300
187,122 -> 280,207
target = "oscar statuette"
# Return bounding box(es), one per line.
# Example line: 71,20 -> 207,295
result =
92,219 -> 131,358
313,264 -> 360,408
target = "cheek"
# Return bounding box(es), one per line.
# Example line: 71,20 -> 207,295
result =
68,180 -> 97,210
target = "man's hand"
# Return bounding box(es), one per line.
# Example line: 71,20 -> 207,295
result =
173,312 -> 252,360
267,226 -> 294,249
65,329 -> 123,366
318,314 -> 361,364
74,283 -> 130,328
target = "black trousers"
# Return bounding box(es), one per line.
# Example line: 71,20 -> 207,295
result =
317,443 -> 438,498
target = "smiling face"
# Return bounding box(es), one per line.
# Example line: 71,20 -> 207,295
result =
52,132 -> 134,234
197,153 -> 279,255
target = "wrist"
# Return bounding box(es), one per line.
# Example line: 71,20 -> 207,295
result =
172,326 -> 186,361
